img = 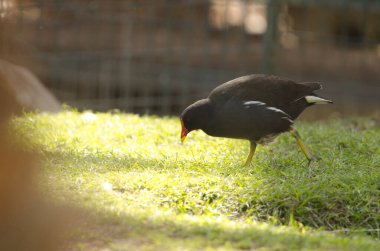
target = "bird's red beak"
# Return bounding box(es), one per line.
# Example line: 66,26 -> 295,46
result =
180,118 -> 188,143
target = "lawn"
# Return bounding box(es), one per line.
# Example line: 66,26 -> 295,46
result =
13,111 -> 380,250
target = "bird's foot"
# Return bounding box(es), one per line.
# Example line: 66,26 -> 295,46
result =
307,155 -> 321,177
243,160 -> 252,167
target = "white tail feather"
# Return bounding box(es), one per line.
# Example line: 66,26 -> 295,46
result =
305,96 -> 332,104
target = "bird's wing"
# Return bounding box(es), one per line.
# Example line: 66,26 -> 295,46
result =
207,98 -> 293,141
208,74 -> 322,107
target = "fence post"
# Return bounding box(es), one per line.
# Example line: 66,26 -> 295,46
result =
260,0 -> 280,74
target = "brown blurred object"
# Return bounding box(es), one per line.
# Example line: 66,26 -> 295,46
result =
0,59 -> 61,119
0,130 -> 70,251
0,62 -> 72,250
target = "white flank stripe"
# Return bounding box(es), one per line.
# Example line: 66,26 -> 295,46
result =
244,101 -> 266,106
267,107 -> 293,123
282,116 -> 294,123
305,96 -> 332,104
243,101 -> 293,123
266,106 -> 287,114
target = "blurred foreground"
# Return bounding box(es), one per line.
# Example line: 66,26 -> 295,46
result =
0,77 -> 74,250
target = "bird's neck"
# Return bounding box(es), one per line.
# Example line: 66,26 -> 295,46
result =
191,99 -> 214,130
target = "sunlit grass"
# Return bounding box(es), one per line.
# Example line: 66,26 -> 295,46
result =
13,111 -> 380,250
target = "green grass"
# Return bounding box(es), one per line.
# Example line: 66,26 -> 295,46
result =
13,111 -> 380,250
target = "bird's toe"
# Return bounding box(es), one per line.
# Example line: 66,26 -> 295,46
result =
310,155 -> 321,161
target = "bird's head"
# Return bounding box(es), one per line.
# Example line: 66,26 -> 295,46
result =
180,99 -> 212,143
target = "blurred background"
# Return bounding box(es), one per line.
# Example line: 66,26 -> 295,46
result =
0,0 -> 379,119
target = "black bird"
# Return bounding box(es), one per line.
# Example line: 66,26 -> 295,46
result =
180,74 -> 332,167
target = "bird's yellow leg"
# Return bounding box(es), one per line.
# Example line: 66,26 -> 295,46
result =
289,128 -> 319,169
244,141 -> 257,166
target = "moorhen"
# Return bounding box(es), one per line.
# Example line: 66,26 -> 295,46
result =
180,74 -> 332,167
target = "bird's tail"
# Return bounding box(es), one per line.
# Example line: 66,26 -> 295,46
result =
305,95 -> 333,105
